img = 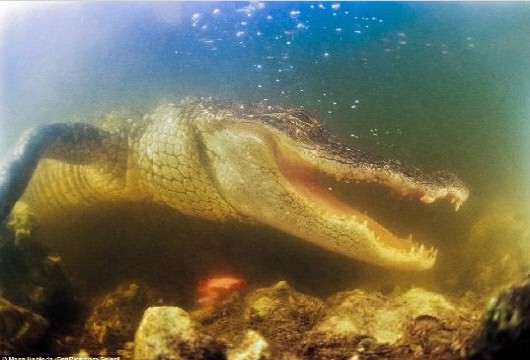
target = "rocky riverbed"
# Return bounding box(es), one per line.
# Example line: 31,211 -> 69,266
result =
2,216 -> 529,359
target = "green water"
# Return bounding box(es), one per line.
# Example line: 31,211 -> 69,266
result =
1,2 -> 529,298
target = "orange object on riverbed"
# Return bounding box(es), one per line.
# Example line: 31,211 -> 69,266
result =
197,275 -> 245,306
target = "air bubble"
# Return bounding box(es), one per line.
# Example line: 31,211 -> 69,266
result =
290,10 -> 301,19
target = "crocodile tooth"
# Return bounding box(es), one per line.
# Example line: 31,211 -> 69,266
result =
420,194 -> 436,204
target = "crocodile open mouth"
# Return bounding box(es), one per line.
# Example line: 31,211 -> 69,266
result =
274,144 -> 467,269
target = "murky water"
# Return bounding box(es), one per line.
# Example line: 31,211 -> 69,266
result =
1,2 -> 529,299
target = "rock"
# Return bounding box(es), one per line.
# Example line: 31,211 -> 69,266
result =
303,288 -> 477,359
193,281 -> 480,359
244,281 -> 324,352
0,205 -> 78,325
462,202 -> 529,292
193,290 -> 247,345
310,289 -> 385,338
317,288 -> 463,343
468,276 -> 530,360
387,288 -> 462,343
227,329 -> 270,360
195,281 -> 322,359
0,295 -> 49,354
134,306 -> 226,359
81,282 -> 157,355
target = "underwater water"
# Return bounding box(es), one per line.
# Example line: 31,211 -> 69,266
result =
1,1 -> 530,300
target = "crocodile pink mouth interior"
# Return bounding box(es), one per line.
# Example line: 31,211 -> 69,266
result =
276,147 -> 422,253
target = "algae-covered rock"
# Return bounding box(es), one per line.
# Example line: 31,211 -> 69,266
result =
468,276 -> 530,360
81,282 -> 157,355
191,281 -> 480,359
310,289 -> 384,338
303,288 -> 477,360
313,288 -> 464,343
462,203 -> 530,292
227,329 -> 270,360
0,204 -> 77,325
244,281 -> 324,352
193,290 -> 247,345
0,295 -> 49,354
134,306 -> 226,359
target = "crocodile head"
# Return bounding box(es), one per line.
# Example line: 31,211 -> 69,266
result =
196,99 -> 469,271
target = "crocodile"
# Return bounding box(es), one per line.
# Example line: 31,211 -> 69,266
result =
0,98 -> 469,271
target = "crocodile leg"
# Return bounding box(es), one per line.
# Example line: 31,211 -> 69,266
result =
0,123 -> 107,225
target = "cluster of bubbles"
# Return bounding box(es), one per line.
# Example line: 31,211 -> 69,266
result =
171,3 -> 390,113
167,2 -> 478,145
